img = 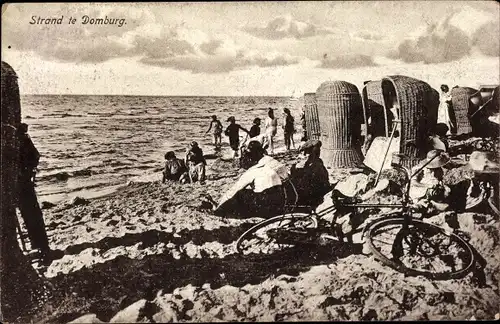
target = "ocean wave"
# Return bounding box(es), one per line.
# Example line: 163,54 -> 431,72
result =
42,113 -> 85,118
37,168 -> 93,182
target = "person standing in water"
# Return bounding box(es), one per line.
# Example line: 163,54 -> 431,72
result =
249,118 -> 261,138
224,116 -> 249,158
265,108 -> 278,155
283,108 -> 295,150
205,115 -> 223,148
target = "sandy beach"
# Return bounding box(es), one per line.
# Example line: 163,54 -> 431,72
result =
15,149 -> 500,323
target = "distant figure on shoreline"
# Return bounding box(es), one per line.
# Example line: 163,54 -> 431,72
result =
283,108 -> 295,150
185,141 -> 207,183
249,117 -> 261,138
162,151 -> 189,184
205,115 -> 223,148
224,116 -> 249,158
18,123 -> 52,262
265,108 -> 278,155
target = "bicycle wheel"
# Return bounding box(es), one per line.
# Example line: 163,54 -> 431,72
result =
366,217 -> 475,280
235,213 -> 318,255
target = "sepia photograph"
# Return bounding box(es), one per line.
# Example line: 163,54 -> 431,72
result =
1,1 -> 499,322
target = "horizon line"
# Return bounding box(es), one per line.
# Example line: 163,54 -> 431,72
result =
20,93 -> 293,97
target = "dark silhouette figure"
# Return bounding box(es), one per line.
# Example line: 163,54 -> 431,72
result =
18,123 -> 51,260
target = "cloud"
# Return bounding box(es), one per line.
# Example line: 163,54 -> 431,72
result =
139,33 -> 301,74
472,21 -> 500,57
2,4 -> 301,72
318,54 -> 377,69
351,31 -> 385,42
391,14 -> 471,64
389,6 -> 497,64
243,15 -> 334,40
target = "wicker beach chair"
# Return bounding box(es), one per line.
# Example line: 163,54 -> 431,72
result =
450,87 -> 477,135
361,80 -> 387,137
361,76 -> 439,169
303,92 -> 321,141
381,76 -> 439,168
316,81 -> 364,169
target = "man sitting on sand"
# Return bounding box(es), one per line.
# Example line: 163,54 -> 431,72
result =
409,149 -> 452,213
185,141 -> 206,183
204,141 -> 292,218
289,139 -> 331,208
162,151 -> 189,184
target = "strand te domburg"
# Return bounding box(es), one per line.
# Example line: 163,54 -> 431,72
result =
29,16 -> 126,27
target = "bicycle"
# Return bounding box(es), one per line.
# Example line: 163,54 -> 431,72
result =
235,151 -> 476,280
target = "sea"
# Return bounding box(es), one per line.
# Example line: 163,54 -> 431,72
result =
21,95 -> 300,204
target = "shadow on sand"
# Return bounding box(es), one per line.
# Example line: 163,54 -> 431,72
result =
41,236 -> 361,322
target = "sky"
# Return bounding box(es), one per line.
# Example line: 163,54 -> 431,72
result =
1,1 -> 499,96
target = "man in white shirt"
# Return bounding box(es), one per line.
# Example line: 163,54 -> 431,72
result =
213,141 -> 291,218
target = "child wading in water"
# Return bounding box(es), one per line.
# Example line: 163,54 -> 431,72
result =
224,116 -> 249,158
205,115 -> 223,148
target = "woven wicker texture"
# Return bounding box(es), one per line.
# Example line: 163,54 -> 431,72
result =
316,81 -> 363,168
381,76 -> 439,169
450,87 -> 477,135
361,80 -> 388,137
303,93 -> 321,140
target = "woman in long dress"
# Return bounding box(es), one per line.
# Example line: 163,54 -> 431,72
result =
437,84 -> 456,135
264,108 -> 278,155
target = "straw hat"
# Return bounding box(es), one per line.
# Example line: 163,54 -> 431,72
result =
227,116 -> 235,122
299,139 -> 322,152
424,149 -> 450,169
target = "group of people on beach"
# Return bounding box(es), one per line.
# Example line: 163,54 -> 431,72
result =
162,106 -> 298,186
204,107 -> 296,158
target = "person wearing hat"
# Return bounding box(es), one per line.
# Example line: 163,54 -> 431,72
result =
289,139 -> 331,207
283,108 -> 295,151
185,141 -> 206,183
224,116 -> 249,158
409,149 -> 452,212
207,140 -> 291,218
467,151 -> 499,215
162,151 -> 189,184
205,115 -> 223,148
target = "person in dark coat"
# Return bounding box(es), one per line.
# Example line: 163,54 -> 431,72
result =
289,139 -> 331,208
17,123 -> 52,262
